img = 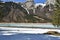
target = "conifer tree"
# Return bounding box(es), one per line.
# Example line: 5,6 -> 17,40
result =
52,0 -> 60,27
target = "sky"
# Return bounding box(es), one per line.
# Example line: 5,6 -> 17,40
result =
2,0 -> 46,3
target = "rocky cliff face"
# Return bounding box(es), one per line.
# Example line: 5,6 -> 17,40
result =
0,2 -> 28,23
35,4 -> 54,22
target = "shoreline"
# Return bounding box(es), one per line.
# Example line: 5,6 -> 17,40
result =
0,23 -> 60,29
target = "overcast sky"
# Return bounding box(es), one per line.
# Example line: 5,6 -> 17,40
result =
2,0 -> 46,3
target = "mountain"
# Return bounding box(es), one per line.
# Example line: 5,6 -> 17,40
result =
0,2 -> 28,23
35,3 -> 54,21
0,2 -> 53,23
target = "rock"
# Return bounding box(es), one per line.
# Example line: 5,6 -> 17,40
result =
44,31 -> 60,36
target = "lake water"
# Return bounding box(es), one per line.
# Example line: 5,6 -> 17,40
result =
0,23 -> 59,28
0,33 -> 60,40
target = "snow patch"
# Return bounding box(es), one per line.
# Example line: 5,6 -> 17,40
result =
35,3 -> 46,8
0,27 -> 60,36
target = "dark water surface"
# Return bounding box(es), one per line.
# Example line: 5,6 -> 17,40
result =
0,34 -> 60,40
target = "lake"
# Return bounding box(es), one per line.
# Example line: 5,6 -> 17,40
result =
0,33 -> 60,40
0,23 -> 60,28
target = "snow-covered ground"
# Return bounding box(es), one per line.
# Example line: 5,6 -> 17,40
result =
0,27 -> 60,36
